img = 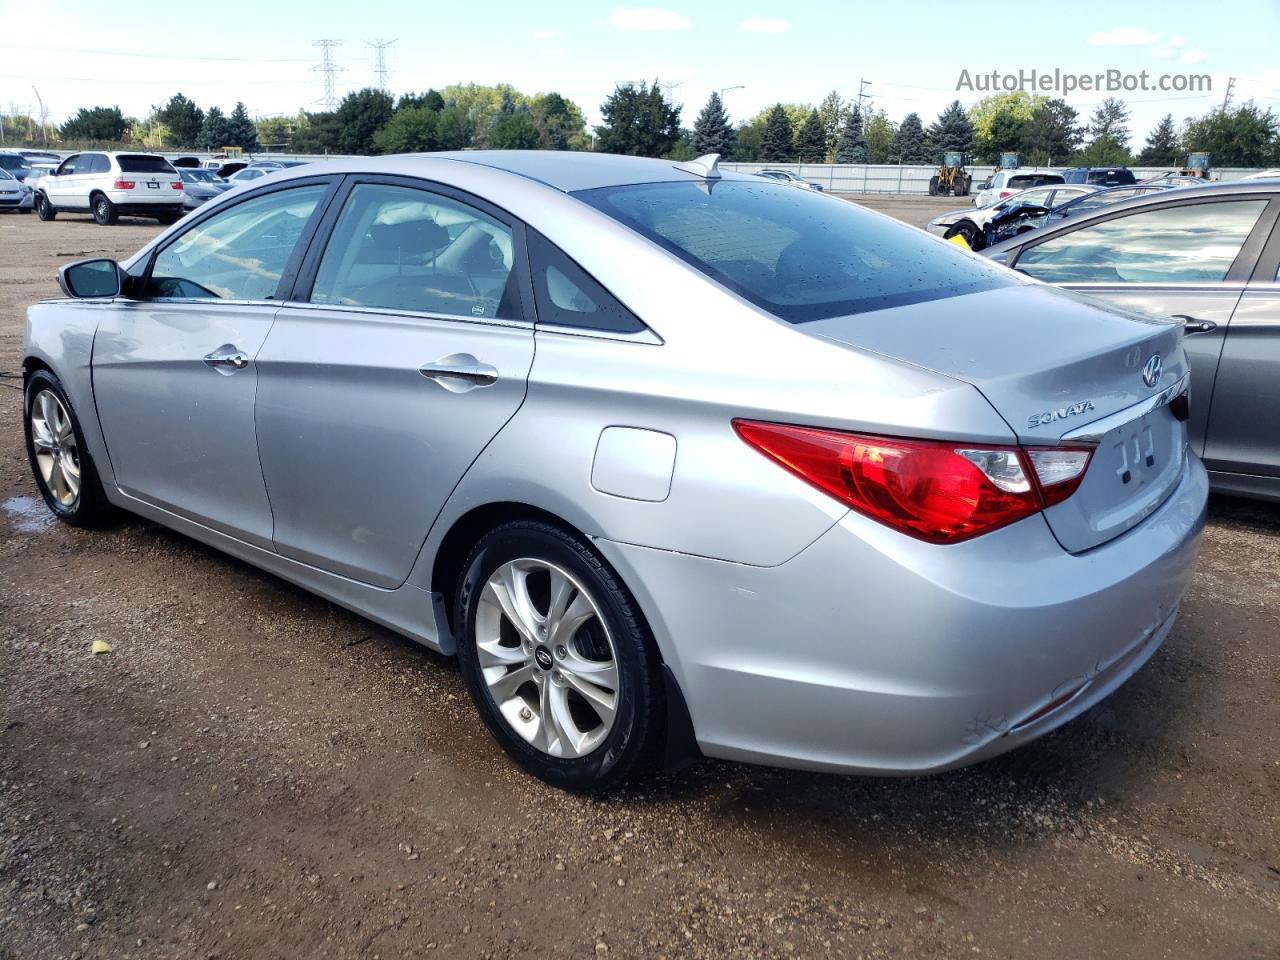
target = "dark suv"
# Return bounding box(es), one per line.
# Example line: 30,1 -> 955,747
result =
1060,166 -> 1136,187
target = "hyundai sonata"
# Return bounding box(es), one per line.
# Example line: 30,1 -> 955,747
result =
22,151 -> 1207,790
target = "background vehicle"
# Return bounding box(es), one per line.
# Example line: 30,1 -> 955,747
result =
985,181 -> 1280,502
225,166 -> 271,186
1241,168 -> 1280,181
0,167 -> 34,213
1060,167 -> 1137,187
33,152 -> 184,225
1040,183 -> 1171,223
1142,172 -> 1209,187
24,152 -> 1206,791
179,168 -> 233,209
755,169 -> 824,191
927,183 -> 1095,249
973,169 -> 1064,207
928,152 -> 971,197
0,151 -> 35,182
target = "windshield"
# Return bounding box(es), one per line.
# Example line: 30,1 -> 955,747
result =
577,180 -> 1015,323
181,169 -> 219,183
0,155 -> 27,171
117,154 -> 176,174
0,168 -> 13,180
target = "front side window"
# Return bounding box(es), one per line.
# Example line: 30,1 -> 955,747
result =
145,185 -> 326,300
310,183 -> 517,319
578,179 -> 1015,323
1016,199 -> 1269,284
57,155 -> 81,176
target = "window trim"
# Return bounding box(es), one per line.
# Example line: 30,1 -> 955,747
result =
287,173 -> 536,327
128,175 -> 343,304
1251,201 -> 1280,284
1008,194 -> 1280,284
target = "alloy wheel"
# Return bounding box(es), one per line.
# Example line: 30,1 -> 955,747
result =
475,558 -> 619,758
29,389 -> 80,507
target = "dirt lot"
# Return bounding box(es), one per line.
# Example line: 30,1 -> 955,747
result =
1,200 -> 1277,960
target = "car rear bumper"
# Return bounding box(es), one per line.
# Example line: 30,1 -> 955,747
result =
104,189 -> 183,207
595,451 -> 1208,775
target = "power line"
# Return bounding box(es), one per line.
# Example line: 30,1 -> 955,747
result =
312,40 -> 344,111
365,39 -> 396,92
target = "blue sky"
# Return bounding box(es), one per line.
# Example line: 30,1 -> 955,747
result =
2,0 -> 1278,148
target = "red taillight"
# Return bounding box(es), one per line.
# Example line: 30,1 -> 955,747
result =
113,179 -> 135,189
1025,447 -> 1093,507
171,180 -> 184,190
733,421 -> 1094,544
998,190 -> 1013,199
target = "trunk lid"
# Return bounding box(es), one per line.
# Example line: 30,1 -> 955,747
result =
803,283 -> 1189,552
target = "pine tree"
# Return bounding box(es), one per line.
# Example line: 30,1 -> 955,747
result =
817,90 -> 848,160
1019,99 -> 1082,165
759,104 -> 794,162
926,100 -> 975,157
691,92 -> 735,157
197,107 -> 230,151
835,105 -> 866,163
795,109 -> 827,162
890,112 -> 930,162
1137,113 -> 1180,165
594,81 -> 681,157
155,93 -> 204,148
223,101 -> 261,151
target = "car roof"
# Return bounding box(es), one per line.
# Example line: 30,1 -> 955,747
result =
424,150 -> 755,192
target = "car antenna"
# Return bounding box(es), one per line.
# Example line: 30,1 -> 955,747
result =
673,153 -> 721,180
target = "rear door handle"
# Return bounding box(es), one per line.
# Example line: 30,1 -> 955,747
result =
1170,315 -> 1218,335
419,353 -> 498,391
203,344 -> 250,373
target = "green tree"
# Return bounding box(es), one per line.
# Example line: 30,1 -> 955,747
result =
733,120 -> 764,161
835,105 -> 866,163
795,109 -> 827,161
336,87 -> 395,155
863,109 -> 896,164
759,104 -> 794,162
372,106 -> 439,153
1137,113 -> 1180,165
434,105 -> 475,151
594,81 -> 681,157
692,91 -> 735,157
60,106 -> 128,142
817,91 -> 849,161
197,106 -> 230,151
529,92 -> 583,150
890,112 -> 930,162
154,93 -> 203,148
926,100 -> 975,157
664,131 -> 697,161
1182,102 -> 1279,167
255,116 -> 294,151
489,111 -> 539,149
290,111 -> 341,154
397,90 -> 445,112
1088,97 -> 1131,145
969,92 -> 1045,162
224,101 -> 260,151
1019,99 -> 1082,165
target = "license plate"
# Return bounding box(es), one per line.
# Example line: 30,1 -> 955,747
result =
1111,416 -> 1156,486
147,181 -> 159,189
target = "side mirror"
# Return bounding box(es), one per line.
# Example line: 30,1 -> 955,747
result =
58,258 -> 123,299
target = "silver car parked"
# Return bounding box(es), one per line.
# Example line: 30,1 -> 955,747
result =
22,152 -> 1207,790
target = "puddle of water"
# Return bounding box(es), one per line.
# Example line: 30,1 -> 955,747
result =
2,496 -> 54,534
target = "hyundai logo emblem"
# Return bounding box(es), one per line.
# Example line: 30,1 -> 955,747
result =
1141,355 -> 1162,388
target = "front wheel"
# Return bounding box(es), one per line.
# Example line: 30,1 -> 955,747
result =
23,370 -> 112,526
945,220 -> 980,249
92,193 -> 117,225
454,520 -> 664,791
927,175 -> 940,196
35,193 -> 56,221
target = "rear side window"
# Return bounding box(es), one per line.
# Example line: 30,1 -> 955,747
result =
86,154 -> 110,174
1016,199 -> 1269,283
577,180 -> 1014,323
117,154 -> 176,174
527,231 -> 643,333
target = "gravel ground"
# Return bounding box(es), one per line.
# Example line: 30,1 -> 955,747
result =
0,201 -> 1277,960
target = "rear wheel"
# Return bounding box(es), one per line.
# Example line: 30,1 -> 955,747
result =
156,210 -> 181,226
927,175 -> 940,196
953,175 -> 969,197
91,193 -> 117,225
35,192 -> 56,221
454,520 -> 663,791
23,370 -> 112,526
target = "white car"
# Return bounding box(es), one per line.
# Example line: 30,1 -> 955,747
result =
972,169 -> 1064,208
33,152 -> 185,225
756,169 -> 825,192
1240,168 -> 1280,181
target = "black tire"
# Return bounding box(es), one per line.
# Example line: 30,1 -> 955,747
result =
35,192 -> 56,221
944,220 -> 980,248
454,519 -> 664,791
23,370 -> 113,527
91,193 -> 117,226
952,176 -> 968,197
927,175 -> 939,196
18,207 -> 32,214
156,210 -> 182,226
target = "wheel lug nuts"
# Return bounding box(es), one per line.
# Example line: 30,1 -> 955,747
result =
555,645 -> 567,659
519,707 -> 532,722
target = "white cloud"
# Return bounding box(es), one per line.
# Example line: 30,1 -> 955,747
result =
737,16 -> 789,33
1168,35 -> 1188,47
1180,48 -> 1208,65
608,7 -> 689,31
1151,46 -> 1175,59
530,28 -> 565,41
1087,27 -> 1159,46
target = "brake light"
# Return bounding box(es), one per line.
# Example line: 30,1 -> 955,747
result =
172,180 -> 184,190
113,180 -> 135,189
734,421 -> 1094,544
998,190 -> 1014,199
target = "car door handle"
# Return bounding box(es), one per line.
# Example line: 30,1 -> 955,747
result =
203,345 -> 250,371
1170,315 -> 1218,335
418,353 -> 498,390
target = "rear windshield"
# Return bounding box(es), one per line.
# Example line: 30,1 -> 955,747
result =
1008,174 -> 1063,189
1087,169 -> 1136,185
577,180 -> 1014,323
117,154 -> 176,174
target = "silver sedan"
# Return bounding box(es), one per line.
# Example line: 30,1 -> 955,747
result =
22,152 -> 1207,790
